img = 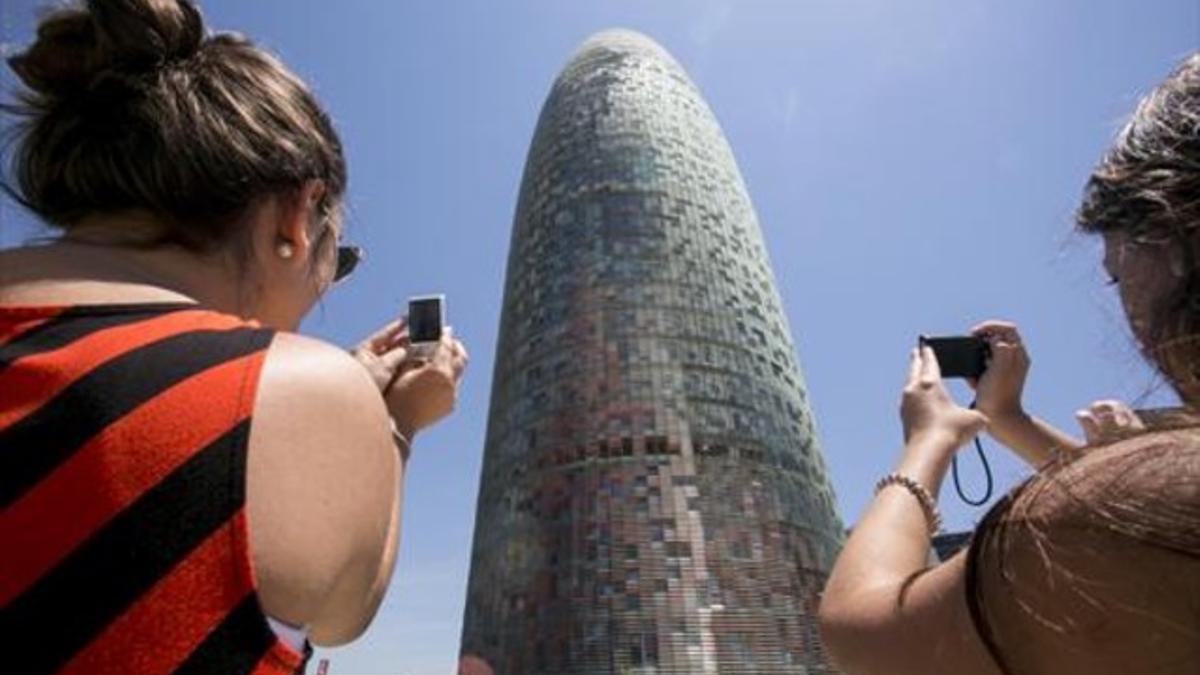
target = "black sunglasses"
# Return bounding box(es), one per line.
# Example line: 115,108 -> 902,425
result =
334,244 -> 364,283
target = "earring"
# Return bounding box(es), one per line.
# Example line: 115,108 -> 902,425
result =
277,242 -> 295,259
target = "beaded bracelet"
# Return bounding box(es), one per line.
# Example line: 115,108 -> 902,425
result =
875,473 -> 943,535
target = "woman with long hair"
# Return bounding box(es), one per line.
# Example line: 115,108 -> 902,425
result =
0,1 -> 467,672
819,53 -> 1200,674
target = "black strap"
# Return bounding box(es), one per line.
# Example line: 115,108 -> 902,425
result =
953,400 -> 994,506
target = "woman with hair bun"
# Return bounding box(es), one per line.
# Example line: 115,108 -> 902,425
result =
818,53 -> 1200,675
0,1 -> 467,673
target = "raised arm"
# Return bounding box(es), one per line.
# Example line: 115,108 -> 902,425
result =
250,333 -> 403,646
819,345 -> 1002,675
969,321 -> 1083,467
250,323 -> 467,646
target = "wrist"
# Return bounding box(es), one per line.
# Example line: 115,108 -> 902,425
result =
899,433 -> 958,485
389,418 -> 416,460
875,473 -> 943,535
392,420 -> 418,443
983,407 -> 1030,432
904,428 -> 963,454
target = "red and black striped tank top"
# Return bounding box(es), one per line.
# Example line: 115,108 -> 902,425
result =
0,302 -> 309,674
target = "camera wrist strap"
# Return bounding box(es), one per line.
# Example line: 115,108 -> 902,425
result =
953,399 -> 994,506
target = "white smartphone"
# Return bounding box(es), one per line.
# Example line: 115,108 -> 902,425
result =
407,294 -> 445,356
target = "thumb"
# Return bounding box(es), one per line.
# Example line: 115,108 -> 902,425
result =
1076,410 -> 1101,444
963,409 -> 990,438
378,345 -> 411,373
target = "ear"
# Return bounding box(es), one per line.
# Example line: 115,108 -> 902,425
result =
274,180 -> 327,262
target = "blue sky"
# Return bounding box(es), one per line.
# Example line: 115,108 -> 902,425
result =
2,1 -> 1197,673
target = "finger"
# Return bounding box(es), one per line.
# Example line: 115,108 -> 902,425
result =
976,326 -> 1025,354
451,354 -> 468,380
385,328 -> 412,351
1097,401 -> 1137,429
363,318 -> 409,353
433,335 -> 459,362
1076,410 -> 1101,444
990,343 -> 1019,369
920,345 -> 942,383
1088,401 -> 1118,422
907,348 -> 921,388
968,410 -> 990,434
970,320 -> 1018,338
432,331 -> 457,358
1112,407 -> 1135,429
1090,399 -> 1122,414
454,342 -> 470,366
452,337 -> 470,361
436,336 -> 463,360
377,345 -> 411,372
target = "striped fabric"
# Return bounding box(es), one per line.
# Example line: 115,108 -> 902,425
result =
0,303 -> 309,674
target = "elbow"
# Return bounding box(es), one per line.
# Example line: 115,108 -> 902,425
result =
307,560 -> 393,647
817,594 -> 885,675
308,604 -> 377,647
817,599 -> 856,672
309,625 -> 362,648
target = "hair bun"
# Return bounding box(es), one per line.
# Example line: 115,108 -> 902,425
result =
8,0 -> 204,97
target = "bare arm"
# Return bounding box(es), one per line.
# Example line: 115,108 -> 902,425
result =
819,347 -> 1002,675
300,322 -> 467,645
250,333 -> 404,646
308,443 -> 406,646
968,321 -> 1084,468
985,411 -> 1082,468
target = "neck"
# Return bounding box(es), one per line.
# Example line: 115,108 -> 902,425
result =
45,220 -> 262,319
91,243 -> 258,316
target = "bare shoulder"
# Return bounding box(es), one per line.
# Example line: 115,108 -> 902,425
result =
254,332 -> 391,453
247,331 -> 397,627
260,331 -> 380,399
1015,428 -> 1200,523
967,428 -> 1200,673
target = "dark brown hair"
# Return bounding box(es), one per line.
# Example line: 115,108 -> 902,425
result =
1077,52 -> 1200,399
969,52 -> 1200,674
2,0 -> 346,250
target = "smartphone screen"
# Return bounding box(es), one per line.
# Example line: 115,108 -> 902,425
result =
408,296 -> 444,344
921,336 -> 989,379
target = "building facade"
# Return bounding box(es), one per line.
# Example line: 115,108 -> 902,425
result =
460,30 -> 844,674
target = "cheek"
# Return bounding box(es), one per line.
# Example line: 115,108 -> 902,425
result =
1117,283 -> 1151,342
1117,254 -> 1176,345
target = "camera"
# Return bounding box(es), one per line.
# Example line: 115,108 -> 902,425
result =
919,335 -> 990,379
407,294 -> 445,356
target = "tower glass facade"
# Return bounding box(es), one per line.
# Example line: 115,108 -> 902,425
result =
460,30 -> 844,674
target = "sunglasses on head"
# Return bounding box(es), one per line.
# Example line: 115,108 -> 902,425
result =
334,244 -> 364,283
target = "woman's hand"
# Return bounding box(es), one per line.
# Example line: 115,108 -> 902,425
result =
901,345 -> 989,451
351,319 -> 469,439
1076,399 -> 1145,445
969,320 -> 1030,425
352,318 -> 413,393
955,321 -> 1084,465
